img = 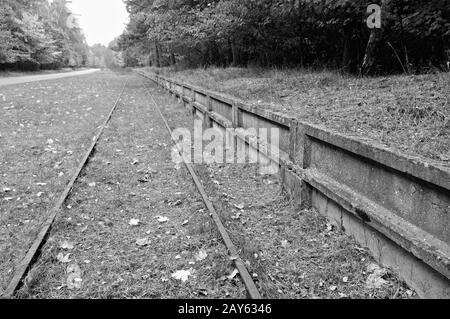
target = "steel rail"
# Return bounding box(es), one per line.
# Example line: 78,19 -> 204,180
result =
141,80 -> 262,300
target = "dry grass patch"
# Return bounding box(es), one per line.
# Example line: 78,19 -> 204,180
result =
148,67 -> 449,165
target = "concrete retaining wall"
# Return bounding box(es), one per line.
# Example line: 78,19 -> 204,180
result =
139,71 -> 450,299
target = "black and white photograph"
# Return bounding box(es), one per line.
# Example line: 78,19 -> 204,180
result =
0,0 -> 449,306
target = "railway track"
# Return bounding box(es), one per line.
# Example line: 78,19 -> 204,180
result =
1,81 -> 128,299
2,77 -> 262,299
142,80 -> 262,300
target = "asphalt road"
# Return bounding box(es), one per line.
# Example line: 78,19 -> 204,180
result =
0,69 -> 100,87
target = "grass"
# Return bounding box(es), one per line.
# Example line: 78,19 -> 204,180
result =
146,66 -> 450,165
16,76 -> 246,299
0,71 -> 128,294
196,162 -> 414,299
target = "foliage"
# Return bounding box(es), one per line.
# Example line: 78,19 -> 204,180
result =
119,0 -> 450,74
0,0 -> 89,70
88,42 -> 124,69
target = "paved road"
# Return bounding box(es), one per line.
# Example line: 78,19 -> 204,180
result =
0,69 -> 100,87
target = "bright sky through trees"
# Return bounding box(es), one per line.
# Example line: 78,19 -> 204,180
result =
65,0 -> 129,46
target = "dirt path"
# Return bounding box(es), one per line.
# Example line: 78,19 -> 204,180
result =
0,69 -> 99,87
17,75 -> 246,299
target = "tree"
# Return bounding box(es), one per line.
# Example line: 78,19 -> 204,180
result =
0,0 -> 89,70
118,0 -> 450,73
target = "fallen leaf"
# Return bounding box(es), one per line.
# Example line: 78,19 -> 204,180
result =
366,263 -> 389,289
195,250 -> 208,262
281,239 -> 290,248
156,216 -> 169,223
234,203 -> 245,210
231,212 -> 241,220
57,253 -> 71,263
173,200 -> 182,206
329,285 -> 337,291
88,182 -> 96,187
227,269 -> 239,280
172,269 -> 192,282
181,220 -> 189,226
326,223 -> 334,232
136,237 -> 151,247
67,263 -> 82,290
366,273 -> 388,289
367,263 -> 381,273
60,241 -> 74,250
343,276 -> 349,283
129,219 -> 140,226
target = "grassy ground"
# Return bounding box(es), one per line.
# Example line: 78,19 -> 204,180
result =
3,71 -> 416,299
153,82 -> 414,299
16,76 -> 246,299
0,71 -> 128,294
148,67 -> 450,166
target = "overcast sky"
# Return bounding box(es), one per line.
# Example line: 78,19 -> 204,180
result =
66,0 -> 129,46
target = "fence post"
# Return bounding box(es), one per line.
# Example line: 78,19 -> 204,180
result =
284,120 -> 312,208
203,95 -> 213,130
231,102 -> 239,129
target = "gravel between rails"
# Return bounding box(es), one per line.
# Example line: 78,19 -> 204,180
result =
0,71 -> 129,294
16,75 -> 247,299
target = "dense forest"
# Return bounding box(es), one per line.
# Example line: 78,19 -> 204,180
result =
118,0 -> 450,74
0,0 -> 88,70
0,0 -> 122,71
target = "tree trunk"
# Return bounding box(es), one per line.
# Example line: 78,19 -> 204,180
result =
154,41 -> 161,68
398,10 -> 410,73
361,0 -> 389,75
230,39 -> 238,66
342,33 -> 351,72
